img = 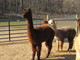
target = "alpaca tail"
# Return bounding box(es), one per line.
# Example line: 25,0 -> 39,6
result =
72,29 -> 76,38
72,29 -> 76,35
67,29 -> 76,51
70,29 -> 76,37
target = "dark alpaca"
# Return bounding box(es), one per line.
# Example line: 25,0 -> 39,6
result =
23,9 -> 55,60
56,27 -> 76,51
43,20 -> 48,24
48,19 -> 76,51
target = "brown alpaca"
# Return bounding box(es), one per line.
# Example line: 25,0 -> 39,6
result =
56,27 -> 76,51
23,9 -> 55,60
48,19 -> 76,51
43,20 -> 48,24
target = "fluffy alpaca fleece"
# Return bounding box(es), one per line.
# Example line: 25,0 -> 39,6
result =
48,19 -> 76,51
75,34 -> 80,60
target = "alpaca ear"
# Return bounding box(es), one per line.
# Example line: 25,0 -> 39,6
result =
23,9 -> 28,13
28,8 -> 31,12
28,8 -> 31,11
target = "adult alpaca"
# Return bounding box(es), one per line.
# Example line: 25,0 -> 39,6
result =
23,9 -> 55,60
48,19 -> 76,51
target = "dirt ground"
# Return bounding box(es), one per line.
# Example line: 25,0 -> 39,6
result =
0,39 -> 76,60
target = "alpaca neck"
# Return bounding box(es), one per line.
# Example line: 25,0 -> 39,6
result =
26,17 -> 37,44
54,27 -> 58,34
51,25 -> 58,35
27,18 -> 34,33
52,25 -> 58,33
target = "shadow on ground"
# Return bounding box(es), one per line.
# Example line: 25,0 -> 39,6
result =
41,50 -> 76,60
41,54 -> 75,60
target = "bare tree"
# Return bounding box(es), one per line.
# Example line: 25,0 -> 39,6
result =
1,0 -> 80,14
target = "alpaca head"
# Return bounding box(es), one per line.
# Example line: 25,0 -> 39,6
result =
43,20 -> 48,24
23,9 -> 32,19
48,19 -> 57,29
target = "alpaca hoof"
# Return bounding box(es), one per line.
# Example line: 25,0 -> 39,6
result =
46,55 -> 49,58
67,49 -> 69,51
67,48 -> 71,51
67,49 -> 71,51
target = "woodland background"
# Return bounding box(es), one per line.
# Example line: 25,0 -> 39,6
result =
0,0 -> 80,15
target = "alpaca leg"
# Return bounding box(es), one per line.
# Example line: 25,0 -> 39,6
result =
45,42 -> 52,58
67,38 -> 73,51
61,40 -> 64,51
57,40 -> 60,51
58,40 -> 62,51
32,44 -> 36,60
36,44 -> 42,60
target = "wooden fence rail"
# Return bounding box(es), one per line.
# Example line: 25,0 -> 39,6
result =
0,18 -> 77,42
0,19 -> 43,42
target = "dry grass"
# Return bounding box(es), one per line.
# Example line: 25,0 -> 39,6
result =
0,39 -> 76,60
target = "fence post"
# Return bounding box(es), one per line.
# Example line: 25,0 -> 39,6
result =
47,14 -> 49,20
8,21 -> 11,41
